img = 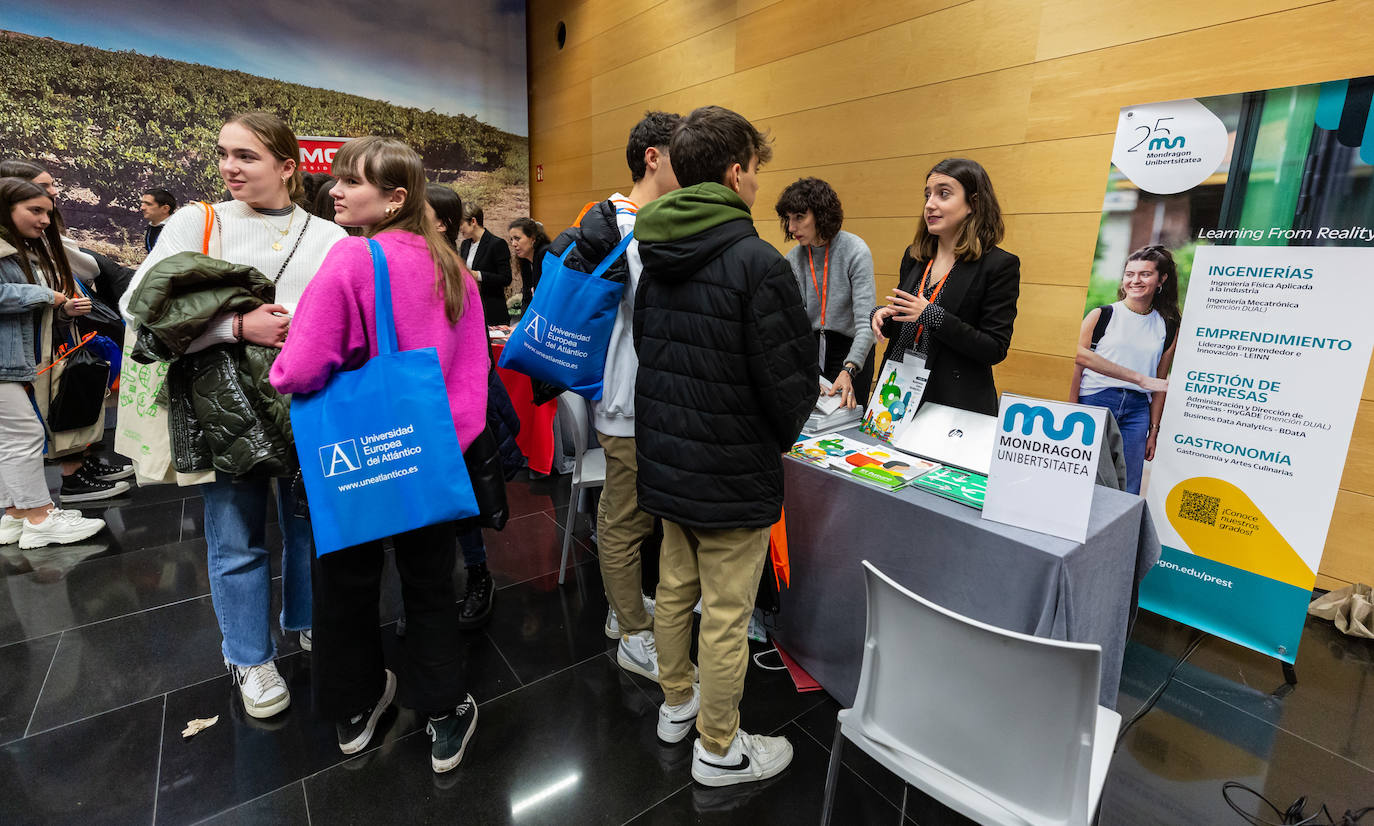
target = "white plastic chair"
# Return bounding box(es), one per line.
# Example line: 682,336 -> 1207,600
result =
820,561 -> 1121,826
556,391 -> 604,584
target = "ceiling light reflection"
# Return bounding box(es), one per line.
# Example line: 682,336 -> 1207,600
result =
511,772 -> 580,817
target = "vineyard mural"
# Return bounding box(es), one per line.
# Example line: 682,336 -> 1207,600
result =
0,0 -> 529,264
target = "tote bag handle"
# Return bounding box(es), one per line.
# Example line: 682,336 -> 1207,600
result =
367,238 -> 400,356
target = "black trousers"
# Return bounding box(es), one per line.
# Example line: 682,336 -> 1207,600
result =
817,330 -> 876,406
311,521 -> 465,720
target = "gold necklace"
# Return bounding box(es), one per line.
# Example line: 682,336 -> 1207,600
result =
254,208 -> 296,251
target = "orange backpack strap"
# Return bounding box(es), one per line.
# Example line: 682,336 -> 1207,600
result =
571,200 -> 599,228
198,201 -> 216,255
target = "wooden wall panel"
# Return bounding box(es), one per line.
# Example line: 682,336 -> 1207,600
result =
528,0 -> 1374,587
1034,0 -> 1328,61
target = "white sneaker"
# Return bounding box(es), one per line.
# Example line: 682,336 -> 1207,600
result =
691,730 -> 794,787
0,514 -> 22,544
299,629 -> 312,652
605,594 -> 656,640
657,684 -> 700,744
18,509 -> 105,550
232,661 -> 291,719
617,629 -> 659,682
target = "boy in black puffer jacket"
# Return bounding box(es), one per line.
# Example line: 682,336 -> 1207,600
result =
633,105 -> 817,788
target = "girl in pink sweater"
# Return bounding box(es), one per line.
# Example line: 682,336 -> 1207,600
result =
270,137 -> 485,775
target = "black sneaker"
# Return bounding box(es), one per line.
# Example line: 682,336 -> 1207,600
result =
336,669 -> 396,755
457,563 -> 495,630
427,695 -> 478,773
60,468 -> 131,504
82,456 -> 134,481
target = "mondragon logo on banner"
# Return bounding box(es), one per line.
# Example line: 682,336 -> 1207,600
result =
1001,403 -> 1097,446
320,440 -> 361,477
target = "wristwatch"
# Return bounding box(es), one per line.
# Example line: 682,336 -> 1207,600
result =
842,363 -> 859,378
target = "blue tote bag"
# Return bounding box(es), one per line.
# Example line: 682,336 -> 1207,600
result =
498,230 -> 634,400
291,238 -> 478,555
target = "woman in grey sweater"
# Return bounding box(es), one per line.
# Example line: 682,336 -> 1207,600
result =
775,177 -> 877,407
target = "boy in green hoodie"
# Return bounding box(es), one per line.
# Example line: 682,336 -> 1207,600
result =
632,106 -> 818,787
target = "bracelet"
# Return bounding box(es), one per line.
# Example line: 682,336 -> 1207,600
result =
1148,423 -> 1161,433
233,313 -> 244,341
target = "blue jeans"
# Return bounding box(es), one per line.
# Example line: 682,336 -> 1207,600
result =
202,476 -> 313,666
1079,387 -> 1151,495
458,527 -> 486,566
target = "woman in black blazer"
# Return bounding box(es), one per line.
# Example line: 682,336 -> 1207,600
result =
508,217 -> 552,310
870,158 -> 1019,416
458,205 -> 514,326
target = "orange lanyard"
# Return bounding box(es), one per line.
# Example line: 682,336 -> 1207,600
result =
914,260 -> 950,346
808,245 -> 830,326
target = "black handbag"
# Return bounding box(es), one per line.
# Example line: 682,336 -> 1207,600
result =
46,339 -> 110,432
462,426 -> 509,530
73,278 -> 126,342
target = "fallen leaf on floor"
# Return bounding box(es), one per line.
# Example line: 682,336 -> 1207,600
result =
181,715 -> 219,739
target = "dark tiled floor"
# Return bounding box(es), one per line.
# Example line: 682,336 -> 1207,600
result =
1,440 -> 1372,825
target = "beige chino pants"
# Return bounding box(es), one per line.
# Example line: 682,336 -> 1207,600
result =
655,519 -> 770,756
595,433 -> 656,634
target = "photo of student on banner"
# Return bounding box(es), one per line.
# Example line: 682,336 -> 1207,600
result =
1071,245 -> 1181,495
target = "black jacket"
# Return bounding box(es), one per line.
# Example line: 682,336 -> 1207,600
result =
460,231 -> 513,326
128,252 -> 295,477
633,184 -> 818,529
880,247 -> 1020,416
548,201 -> 628,282
517,242 -> 552,308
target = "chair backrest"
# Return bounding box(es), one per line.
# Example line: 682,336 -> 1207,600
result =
853,561 -> 1102,825
557,390 -> 590,468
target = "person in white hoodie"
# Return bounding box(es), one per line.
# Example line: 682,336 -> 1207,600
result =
575,112 -> 681,681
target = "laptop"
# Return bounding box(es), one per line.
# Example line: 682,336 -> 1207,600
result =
892,402 -> 997,475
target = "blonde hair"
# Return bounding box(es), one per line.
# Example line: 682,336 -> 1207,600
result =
226,111 -> 305,203
332,136 -> 470,322
910,158 -> 1004,262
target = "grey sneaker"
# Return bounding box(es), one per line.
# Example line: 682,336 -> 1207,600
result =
617,629 -> 659,682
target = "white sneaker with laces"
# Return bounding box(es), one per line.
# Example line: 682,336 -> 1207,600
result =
18,509 -> 105,550
605,594 -> 656,640
691,730 -> 794,787
617,629 -> 659,682
657,684 -> 700,744
0,514 -> 22,544
232,661 -> 291,719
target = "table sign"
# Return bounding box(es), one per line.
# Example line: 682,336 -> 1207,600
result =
982,395 -> 1107,541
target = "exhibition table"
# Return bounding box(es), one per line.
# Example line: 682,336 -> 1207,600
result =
771,436 -> 1161,710
491,338 -> 556,475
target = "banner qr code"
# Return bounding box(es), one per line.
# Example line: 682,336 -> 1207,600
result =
1179,490 -> 1219,526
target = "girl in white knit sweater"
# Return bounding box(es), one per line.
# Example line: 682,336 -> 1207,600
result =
122,112 -> 345,720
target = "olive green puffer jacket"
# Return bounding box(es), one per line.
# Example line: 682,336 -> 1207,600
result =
128,252 -> 295,478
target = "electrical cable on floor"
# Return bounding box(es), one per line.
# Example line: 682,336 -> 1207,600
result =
1113,631 -> 1207,752
1222,781 -> 1373,825
751,646 -> 788,671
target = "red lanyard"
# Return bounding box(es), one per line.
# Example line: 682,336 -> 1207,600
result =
808,245 -> 830,326
914,260 -> 950,345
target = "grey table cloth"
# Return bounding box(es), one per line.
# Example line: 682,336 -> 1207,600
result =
770,436 -> 1161,710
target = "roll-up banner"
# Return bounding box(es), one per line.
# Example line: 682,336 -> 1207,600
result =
1079,75 -> 1374,662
